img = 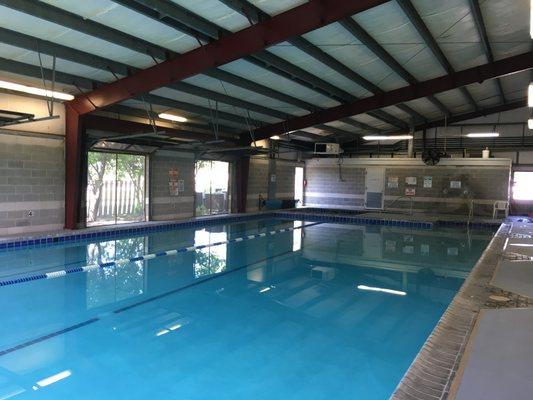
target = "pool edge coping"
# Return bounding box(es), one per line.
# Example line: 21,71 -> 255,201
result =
391,222 -> 509,400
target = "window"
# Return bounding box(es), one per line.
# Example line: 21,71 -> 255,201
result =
86,152 -> 147,226
512,171 -> 533,200
195,160 -> 229,216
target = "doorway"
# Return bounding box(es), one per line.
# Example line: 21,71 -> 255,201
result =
294,167 -> 304,207
86,152 -> 147,226
364,167 -> 385,210
195,160 -> 230,216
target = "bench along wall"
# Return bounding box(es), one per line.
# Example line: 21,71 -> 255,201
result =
304,158 -> 511,217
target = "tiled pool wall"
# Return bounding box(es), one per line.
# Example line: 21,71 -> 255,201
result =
0,209 -> 501,252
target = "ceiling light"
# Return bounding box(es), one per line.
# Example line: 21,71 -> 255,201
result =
0,80 -> 74,101
362,135 -> 413,141
528,119 -> 533,129
466,132 -> 500,138
270,135 -> 281,140
158,113 -> 188,123
529,83 -> 533,107
357,285 -> 406,296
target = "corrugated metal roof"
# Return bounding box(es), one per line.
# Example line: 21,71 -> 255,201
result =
0,0 -> 528,141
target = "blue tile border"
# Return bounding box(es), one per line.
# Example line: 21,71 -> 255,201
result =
273,211 -> 434,230
0,209 -> 499,253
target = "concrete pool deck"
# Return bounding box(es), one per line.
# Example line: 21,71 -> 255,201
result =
392,216 -> 533,400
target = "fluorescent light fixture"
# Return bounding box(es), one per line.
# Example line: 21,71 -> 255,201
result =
466,132 -> 500,138
259,287 -> 271,293
35,370 -> 72,388
156,329 -> 170,336
357,285 -> 406,296
270,135 -> 281,140
0,80 -> 74,101
529,119 -> 533,130
362,135 -> 413,141
158,113 -> 188,123
529,83 -> 533,107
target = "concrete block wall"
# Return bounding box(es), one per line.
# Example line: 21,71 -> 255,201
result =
274,160 -> 297,200
0,132 -> 65,235
246,157 -> 269,212
304,158 -> 511,217
305,162 -> 366,208
384,166 -> 511,216
150,151 -> 195,221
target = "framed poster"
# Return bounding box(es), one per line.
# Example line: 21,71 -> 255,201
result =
423,176 -> 433,188
387,176 -> 399,189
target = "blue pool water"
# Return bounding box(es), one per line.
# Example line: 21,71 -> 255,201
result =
0,217 -> 493,399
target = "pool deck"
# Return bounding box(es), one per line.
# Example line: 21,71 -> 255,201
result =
392,216 -> 533,400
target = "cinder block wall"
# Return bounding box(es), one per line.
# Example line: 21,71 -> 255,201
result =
275,160 -> 297,200
383,166 -> 511,215
246,157 -> 269,212
304,158 -> 511,217
0,132 -> 65,235
305,163 -> 366,208
246,157 -> 301,212
150,151 -> 195,221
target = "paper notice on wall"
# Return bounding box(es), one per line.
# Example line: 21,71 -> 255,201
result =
169,168 -> 179,196
405,187 -> 416,196
450,180 -> 461,189
388,176 -> 399,188
423,176 -> 432,188
405,176 -> 417,185
178,180 -> 185,192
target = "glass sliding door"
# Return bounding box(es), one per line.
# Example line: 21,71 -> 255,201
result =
195,160 -> 229,216
86,151 -> 147,226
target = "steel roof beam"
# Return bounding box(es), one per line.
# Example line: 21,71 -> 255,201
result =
0,0 -> 389,136
122,0 -> 407,129
339,18 -> 450,118
0,56 -> 254,132
467,0 -> 506,103
0,29 -> 365,139
396,0 -> 479,112
218,0 -> 414,127
59,0 -> 389,114
249,52 -> 533,141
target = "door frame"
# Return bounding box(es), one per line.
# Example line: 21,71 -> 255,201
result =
364,167 -> 385,210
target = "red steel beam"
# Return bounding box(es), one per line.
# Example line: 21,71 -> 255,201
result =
64,105 -> 83,229
66,0 -> 388,115
251,52 -> 533,141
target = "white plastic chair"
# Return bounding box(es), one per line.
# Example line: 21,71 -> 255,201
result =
493,201 -> 509,219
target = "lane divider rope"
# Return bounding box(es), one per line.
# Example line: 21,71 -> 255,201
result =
0,222 -> 321,288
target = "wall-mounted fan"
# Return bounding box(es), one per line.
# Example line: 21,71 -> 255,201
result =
422,149 -> 447,166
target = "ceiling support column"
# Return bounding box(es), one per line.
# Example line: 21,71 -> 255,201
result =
64,105 -> 83,229
235,156 -> 250,214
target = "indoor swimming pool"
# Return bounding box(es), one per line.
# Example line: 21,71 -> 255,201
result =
0,217 -> 494,399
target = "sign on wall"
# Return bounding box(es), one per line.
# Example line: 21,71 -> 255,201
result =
387,176 -> 399,188
450,180 -> 462,189
423,176 -> 433,188
405,176 -> 417,185
169,168 -> 179,196
405,187 -> 416,196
